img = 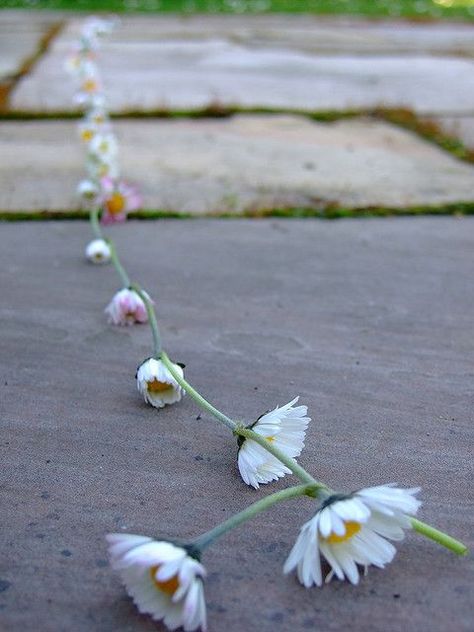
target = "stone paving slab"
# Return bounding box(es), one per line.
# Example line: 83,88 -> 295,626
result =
0,12 -> 60,80
1,115 -> 474,213
1,218 -> 473,632
9,14 -> 474,115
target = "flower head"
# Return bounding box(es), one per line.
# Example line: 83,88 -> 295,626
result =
99,177 -> 142,225
89,132 -> 118,162
136,357 -> 184,408
77,178 -> 99,205
238,397 -> 310,489
106,533 -> 206,631
284,484 -> 421,587
105,288 -> 149,326
85,238 -> 111,264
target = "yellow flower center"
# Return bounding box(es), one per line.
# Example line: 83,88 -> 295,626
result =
81,129 -> 95,142
266,436 -> 275,443
323,521 -> 361,544
106,192 -> 125,215
93,115 -> 105,124
94,253 -> 103,260
149,565 -> 180,597
83,78 -> 97,93
147,379 -> 173,393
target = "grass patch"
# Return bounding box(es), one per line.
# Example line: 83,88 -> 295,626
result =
2,0 -> 474,19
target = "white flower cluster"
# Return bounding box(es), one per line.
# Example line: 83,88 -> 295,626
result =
65,16 -> 141,263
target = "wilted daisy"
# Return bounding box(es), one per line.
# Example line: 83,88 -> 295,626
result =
85,238 -> 111,264
105,288 -> 149,326
100,177 -> 142,224
284,484 -> 421,587
136,357 -> 184,408
238,397 -> 310,489
77,178 -> 99,204
106,534 -> 206,631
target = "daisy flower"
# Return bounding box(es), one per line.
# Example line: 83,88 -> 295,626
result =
105,288 -> 149,326
106,533 -> 207,631
284,484 -> 421,587
86,153 -> 120,182
89,132 -> 118,163
77,178 -> 99,204
238,397 -> 310,489
85,238 -> 111,264
136,357 -> 185,409
78,121 -> 100,144
86,105 -> 110,127
99,177 -> 142,225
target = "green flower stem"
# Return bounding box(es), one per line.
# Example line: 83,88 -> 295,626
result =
236,426 -> 319,486
106,238 -> 130,288
411,518 -> 468,555
131,284 -> 162,358
160,351 -> 236,431
193,484 -> 323,551
89,208 -> 103,240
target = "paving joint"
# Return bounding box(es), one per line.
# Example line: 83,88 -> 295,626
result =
0,19 -> 64,112
1,200 -> 473,222
1,106 -> 472,164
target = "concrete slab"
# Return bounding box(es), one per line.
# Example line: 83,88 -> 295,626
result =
1,116 -> 474,213
0,13 -> 60,80
9,15 -> 474,115
1,218 -> 473,632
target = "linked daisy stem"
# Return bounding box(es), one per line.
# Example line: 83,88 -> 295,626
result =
106,238 -> 130,288
132,284 -> 162,357
160,351 -> 236,431
193,484 -> 323,551
411,517 -> 468,555
89,207 -> 103,240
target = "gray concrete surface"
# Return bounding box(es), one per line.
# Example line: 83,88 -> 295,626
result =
8,14 -> 474,116
1,218 -> 473,632
1,116 -> 474,213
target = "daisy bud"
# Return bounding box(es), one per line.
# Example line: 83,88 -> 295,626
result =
105,288 -> 149,326
284,484 -> 421,587
136,357 -> 184,409
85,238 -> 111,264
106,534 -> 207,631
238,397 -> 310,489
